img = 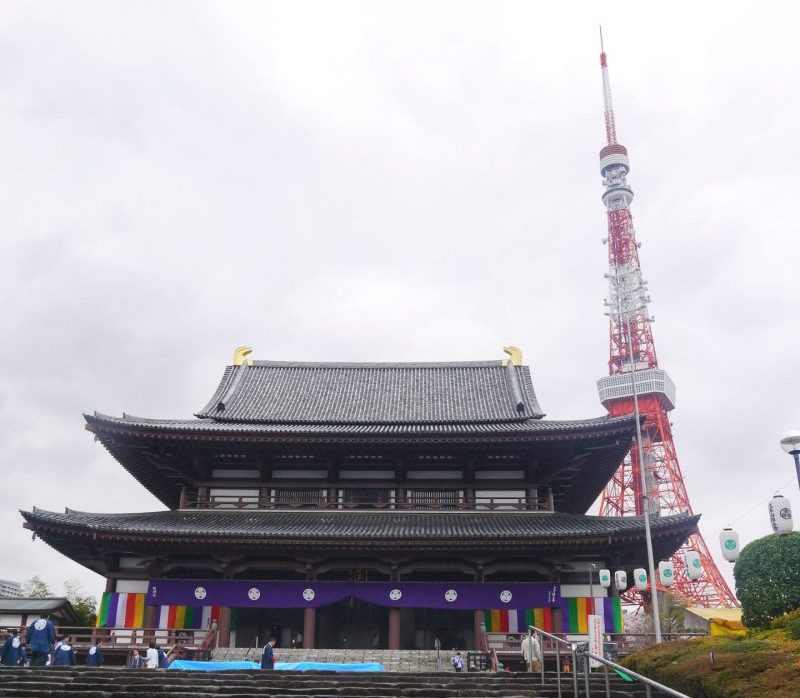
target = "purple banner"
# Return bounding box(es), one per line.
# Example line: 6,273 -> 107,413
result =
147,580 -> 560,610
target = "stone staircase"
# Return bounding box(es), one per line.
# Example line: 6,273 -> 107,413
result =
212,648 -> 443,673
0,667 -> 654,697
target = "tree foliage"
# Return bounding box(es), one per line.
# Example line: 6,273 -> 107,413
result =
21,577 -> 97,626
22,575 -> 52,598
734,531 -> 800,628
63,579 -> 98,627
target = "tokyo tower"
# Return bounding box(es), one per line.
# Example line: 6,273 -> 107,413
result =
594,35 -> 737,607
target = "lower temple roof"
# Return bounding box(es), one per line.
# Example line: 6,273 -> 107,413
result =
23,507 -> 698,563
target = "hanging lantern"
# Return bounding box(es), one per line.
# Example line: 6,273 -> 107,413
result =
719,528 -> 740,562
614,570 -> 627,592
684,550 -> 703,580
634,568 -> 648,591
658,560 -> 675,587
768,495 -> 794,535
598,569 -> 612,588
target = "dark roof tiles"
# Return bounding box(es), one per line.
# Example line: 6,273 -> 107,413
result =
195,361 -> 545,424
23,507 -> 698,541
88,411 -> 632,436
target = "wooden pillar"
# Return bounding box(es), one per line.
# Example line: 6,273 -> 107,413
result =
105,578 -> 115,592
473,564 -> 485,650
388,609 -> 401,650
474,611 -> 485,651
303,608 -> 316,649
217,606 -> 232,648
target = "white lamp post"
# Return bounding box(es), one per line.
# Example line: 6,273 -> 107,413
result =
780,430 -> 800,490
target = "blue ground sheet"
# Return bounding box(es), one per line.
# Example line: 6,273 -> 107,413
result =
169,660 -> 385,672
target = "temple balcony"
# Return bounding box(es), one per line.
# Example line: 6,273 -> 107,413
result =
181,489 -> 553,513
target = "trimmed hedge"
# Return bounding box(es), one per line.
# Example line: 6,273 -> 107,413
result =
734,531 -> 800,628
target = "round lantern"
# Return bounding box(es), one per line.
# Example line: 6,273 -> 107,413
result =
614,570 -> 628,592
719,528 -> 740,562
768,495 -> 794,535
684,550 -> 703,580
634,568 -> 648,592
598,569 -> 612,588
658,560 -> 675,587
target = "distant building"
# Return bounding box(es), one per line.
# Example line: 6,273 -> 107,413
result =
0,580 -> 23,598
0,597 -> 79,627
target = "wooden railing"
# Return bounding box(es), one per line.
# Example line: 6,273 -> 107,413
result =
17,625 -> 217,656
184,494 -> 551,512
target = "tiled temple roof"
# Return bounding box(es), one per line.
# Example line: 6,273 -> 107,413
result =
195,361 -> 546,424
23,507 -> 698,541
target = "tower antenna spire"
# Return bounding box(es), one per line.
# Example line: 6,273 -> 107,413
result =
599,27 -> 617,145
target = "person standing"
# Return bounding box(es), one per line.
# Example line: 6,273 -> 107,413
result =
156,645 -> 170,668
451,651 -> 464,672
145,641 -> 159,669
126,648 -> 144,669
51,636 -> 76,666
521,633 -> 542,672
260,636 -> 276,670
86,639 -> 103,667
26,615 -> 56,667
1,630 -> 24,666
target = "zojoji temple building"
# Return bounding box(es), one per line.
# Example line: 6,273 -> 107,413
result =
22,346 -> 697,650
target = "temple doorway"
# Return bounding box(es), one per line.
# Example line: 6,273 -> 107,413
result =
410,608 -> 474,651
233,607 -> 304,649
316,599 -> 388,649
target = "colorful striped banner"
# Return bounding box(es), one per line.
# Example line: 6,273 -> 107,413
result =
560,597 -> 623,634
484,607 -> 555,633
96,593 -> 146,628
96,593 -> 221,630
157,604 -> 220,630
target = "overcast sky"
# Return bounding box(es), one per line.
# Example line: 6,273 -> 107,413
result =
1,1 -> 798,603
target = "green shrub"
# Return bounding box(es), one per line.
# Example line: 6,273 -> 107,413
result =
787,619 -> 800,640
734,532 -> 800,628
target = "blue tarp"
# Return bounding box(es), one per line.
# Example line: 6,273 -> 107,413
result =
276,661 -> 384,672
168,660 -> 385,672
169,660 -> 260,671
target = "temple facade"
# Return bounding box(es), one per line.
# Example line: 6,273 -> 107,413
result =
22,349 -> 698,649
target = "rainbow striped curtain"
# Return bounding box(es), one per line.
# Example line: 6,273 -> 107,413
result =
156,604 -> 221,630
484,607 -> 555,633
96,592 -> 146,628
560,597 -> 623,634
96,593 -> 222,630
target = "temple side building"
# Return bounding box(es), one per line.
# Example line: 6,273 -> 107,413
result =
22,349 -> 698,649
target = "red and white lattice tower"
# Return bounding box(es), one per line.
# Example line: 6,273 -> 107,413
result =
594,37 -> 737,607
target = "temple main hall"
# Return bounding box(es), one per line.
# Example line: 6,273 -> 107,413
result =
22,347 -> 697,649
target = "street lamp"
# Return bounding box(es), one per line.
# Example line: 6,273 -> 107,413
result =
780,430 -> 800,490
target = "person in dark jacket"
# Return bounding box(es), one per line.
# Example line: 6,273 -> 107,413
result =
1,630 -> 24,666
156,645 -> 170,668
86,639 -> 103,667
260,637 -> 276,669
26,615 -> 56,666
51,636 -> 76,666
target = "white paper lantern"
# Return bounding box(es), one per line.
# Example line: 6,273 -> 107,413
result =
634,568 -> 648,592
658,560 -> 675,587
598,569 -> 612,588
614,570 -> 628,592
768,495 -> 794,535
719,528 -> 740,562
684,550 -> 703,580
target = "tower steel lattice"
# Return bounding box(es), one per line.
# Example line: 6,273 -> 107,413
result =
594,38 -> 738,608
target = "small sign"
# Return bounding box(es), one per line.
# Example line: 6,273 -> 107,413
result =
588,614 -> 604,669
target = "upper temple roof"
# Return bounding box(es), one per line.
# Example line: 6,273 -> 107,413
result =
195,360 -> 546,424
